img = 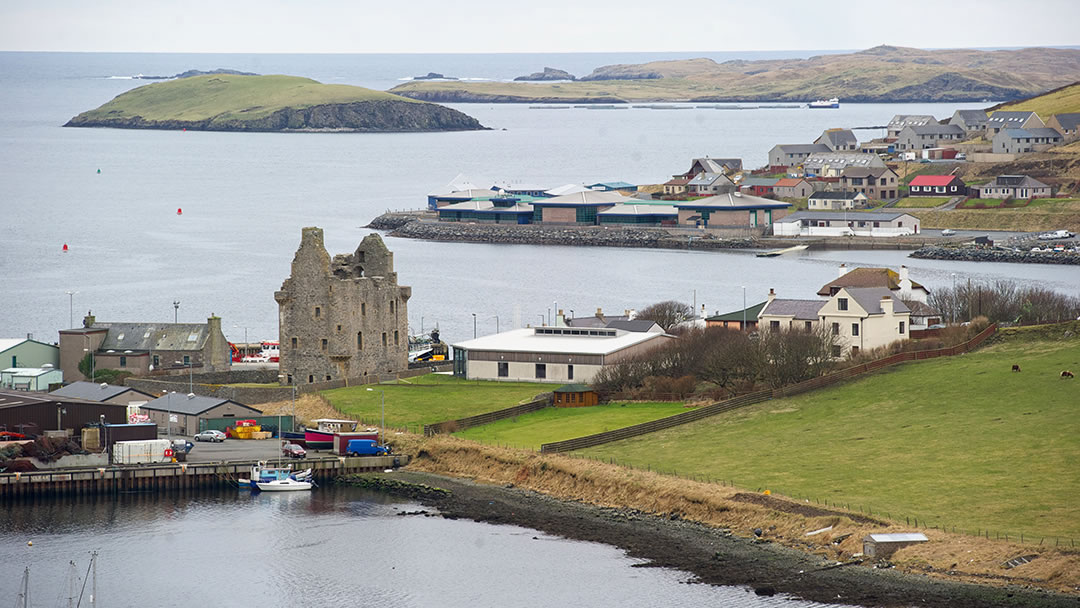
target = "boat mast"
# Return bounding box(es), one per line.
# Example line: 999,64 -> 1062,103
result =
16,566 -> 30,608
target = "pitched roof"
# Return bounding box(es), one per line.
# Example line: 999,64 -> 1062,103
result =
674,192 -> 792,210
740,177 -> 780,187
604,319 -> 662,333
588,181 -> 636,190
842,288 -> 911,315
816,267 -> 925,296
707,301 -> 767,322
50,381 -> 153,402
553,384 -> 594,393
0,389 -> 103,409
888,115 -> 936,128
802,152 -> 885,170
141,393 -> 260,416
809,191 -> 864,200
687,172 -> 733,187
902,124 -> 965,136
772,178 -> 807,188
953,109 -> 988,126
438,199 -> 534,213
842,166 -> 894,178
452,327 -> 669,356
778,210 -> 917,223
760,299 -> 824,321
1000,128 -> 1063,139
663,177 -> 691,186
773,143 -> 832,154
545,183 -> 590,196
597,203 -> 677,217
988,174 -> 1049,188
1052,113 -> 1080,131
988,111 -> 1039,123
909,175 -> 962,187
818,129 -> 858,147
536,190 -> 633,206
692,158 -> 742,173
0,339 -> 28,353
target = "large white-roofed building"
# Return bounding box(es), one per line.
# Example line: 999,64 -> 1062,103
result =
451,325 -> 673,384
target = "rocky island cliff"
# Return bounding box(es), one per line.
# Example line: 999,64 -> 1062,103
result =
65,74 -> 486,132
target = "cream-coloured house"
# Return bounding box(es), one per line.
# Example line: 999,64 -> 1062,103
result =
817,287 -> 910,357
758,286 -> 910,357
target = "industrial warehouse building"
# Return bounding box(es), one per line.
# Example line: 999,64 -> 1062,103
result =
50,382 -> 156,408
0,389 -> 126,437
0,338 -> 59,370
451,324 -> 674,384
139,393 -> 262,436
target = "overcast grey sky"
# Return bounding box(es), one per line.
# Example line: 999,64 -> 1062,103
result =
2,0 -> 1078,53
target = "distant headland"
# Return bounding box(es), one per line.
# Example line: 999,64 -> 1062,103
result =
65,74 -> 487,133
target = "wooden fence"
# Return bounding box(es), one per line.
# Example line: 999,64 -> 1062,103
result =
539,323 -> 997,453
424,396 -> 552,436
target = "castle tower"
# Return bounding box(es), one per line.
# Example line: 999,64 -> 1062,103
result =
275,227 -> 411,385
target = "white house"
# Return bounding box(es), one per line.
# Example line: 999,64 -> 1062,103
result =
451,325 -> 673,384
0,367 -> 63,392
773,211 -> 919,237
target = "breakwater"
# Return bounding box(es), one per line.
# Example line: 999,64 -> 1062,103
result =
910,245 -> 1080,265
371,214 -> 759,250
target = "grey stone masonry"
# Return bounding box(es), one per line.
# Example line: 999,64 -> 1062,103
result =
275,228 -> 412,385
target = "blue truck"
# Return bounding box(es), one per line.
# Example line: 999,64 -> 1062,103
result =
345,439 -> 391,457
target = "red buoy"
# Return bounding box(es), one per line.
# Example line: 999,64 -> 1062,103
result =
177,208 -> 183,215
62,243 -> 68,252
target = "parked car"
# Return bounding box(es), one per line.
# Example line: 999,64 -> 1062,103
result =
941,229 -> 956,236
282,443 -> 307,459
345,439 -> 391,457
194,430 -> 226,443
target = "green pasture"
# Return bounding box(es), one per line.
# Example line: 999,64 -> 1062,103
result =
893,196 -> 951,208
454,401 -> 687,450
579,336 -> 1080,539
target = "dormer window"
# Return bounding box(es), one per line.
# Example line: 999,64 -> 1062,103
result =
838,298 -> 849,311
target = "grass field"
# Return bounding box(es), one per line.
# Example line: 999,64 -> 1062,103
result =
578,334 -> 1080,538
454,401 -> 687,450
322,374 -> 546,429
912,199 -> 1080,231
73,74 -> 418,123
892,196 -> 951,208
992,82 -> 1080,117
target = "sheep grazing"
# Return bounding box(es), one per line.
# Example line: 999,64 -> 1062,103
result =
1062,370 -> 1075,379
1011,364 -> 1021,372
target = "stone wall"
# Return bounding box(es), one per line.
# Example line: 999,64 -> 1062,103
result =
910,245 -> 1080,265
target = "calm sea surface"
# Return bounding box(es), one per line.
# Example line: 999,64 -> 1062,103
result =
0,486 -> 846,607
1,51 -> 1078,345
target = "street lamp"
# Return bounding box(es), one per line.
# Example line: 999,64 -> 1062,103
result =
161,390 -> 176,440
83,336 -> 95,383
741,286 -> 747,330
65,291 -> 78,329
366,387 -> 385,442
175,359 -> 193,393
472,313 -> 477,338
233,325 -> 251,351
278,373 -> 297,432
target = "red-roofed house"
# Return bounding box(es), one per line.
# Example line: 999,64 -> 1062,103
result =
663,176 -> 690,196
908,175 -> 966,197
772,178 -> 815,198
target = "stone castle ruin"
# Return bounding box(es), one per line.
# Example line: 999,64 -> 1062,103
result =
275,227 -> 411,385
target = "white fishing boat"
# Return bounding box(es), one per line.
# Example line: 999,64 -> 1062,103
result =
255,477 -> 313,492
238,461 -> 312,487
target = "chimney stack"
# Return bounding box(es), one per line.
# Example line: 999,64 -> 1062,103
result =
898,265 -> 910,289
767,288 -> 776,304
596,307 -> 603,318
881,295 -> 894,316
838,263 -> 847,278
83,312 -> 95,328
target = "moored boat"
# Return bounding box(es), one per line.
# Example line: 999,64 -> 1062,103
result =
808,97 -> 840,109
254,477 -> 313,492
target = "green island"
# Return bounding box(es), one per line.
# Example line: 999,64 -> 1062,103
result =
389,46 -> 1080,104
65,74 -> 486,132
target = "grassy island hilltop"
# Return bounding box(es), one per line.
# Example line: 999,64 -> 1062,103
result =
65,74 -> 486,132
390,46 -> 1080,104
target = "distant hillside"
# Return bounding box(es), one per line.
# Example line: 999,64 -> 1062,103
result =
987,81 -> 1080,116
65,74 -> 486,132
391,46 -> 1080,104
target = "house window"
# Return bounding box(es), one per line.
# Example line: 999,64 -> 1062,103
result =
535,364 -> 546,379
382,332 -> 387,347
832,345 -> 842,357
183,355 -> 190,365
153,355 -> 160,367
394,330 -> 399,346
321,339 -> 328,351
899,321 -> 906,334
805,321 -> 813,331
770,320 -> 780,331
498,362 -> 508,377
838,298 -> 848,311
291,337 -> 298,348
357,332 -> 363,349
568,364 -> 574,380
315,307 -> 321,318
832,323 -> 840,335
851,323 -> 859,336
119,356 -> 127,367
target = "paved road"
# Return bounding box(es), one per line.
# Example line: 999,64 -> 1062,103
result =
182,437 -> 314,463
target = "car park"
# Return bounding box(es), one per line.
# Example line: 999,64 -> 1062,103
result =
194,430 -> 226,443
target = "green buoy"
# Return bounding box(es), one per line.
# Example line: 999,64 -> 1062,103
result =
97,169 -> 101,174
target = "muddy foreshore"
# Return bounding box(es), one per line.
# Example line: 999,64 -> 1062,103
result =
358,471 -> 1075,608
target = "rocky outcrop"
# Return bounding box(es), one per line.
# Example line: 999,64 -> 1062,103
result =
64,100 -> 486,133
514,67 -> 576,81
414,72 -> 456,80
910,245 -> 1080,265
393,90 -> 627,104
134,68 -> 257,80
372,215 -> 757,250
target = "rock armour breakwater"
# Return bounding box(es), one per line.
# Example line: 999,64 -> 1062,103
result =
910,246 -> 1080,265
374,216 -> 757,250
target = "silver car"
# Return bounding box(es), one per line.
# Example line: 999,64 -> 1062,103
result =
194,430 -> 226,442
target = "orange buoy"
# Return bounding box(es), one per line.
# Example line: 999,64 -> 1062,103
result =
62,243 -> 68,252
177,208 -> 183,215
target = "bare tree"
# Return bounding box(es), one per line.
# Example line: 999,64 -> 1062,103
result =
757,325 -> 837,388
637,300 -> 693,332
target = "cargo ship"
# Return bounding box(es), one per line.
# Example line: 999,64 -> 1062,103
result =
808,97 -> 840,109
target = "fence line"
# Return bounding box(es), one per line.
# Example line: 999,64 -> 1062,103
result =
424,397 -> 552,436
539,323 -> 997,453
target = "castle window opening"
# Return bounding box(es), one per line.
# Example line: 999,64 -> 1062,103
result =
321,339 -> 328,351
291,337 -> 298,348
337,324 -> 342,332
308,375 -> 314,383
315,306 -> 321,318
394,330 -> 399,345
390,300 -> 395,313
382,332 -> 387,347
357,331 -> 363,349
362,302 -> 366,316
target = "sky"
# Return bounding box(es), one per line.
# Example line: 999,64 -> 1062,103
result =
1,0 -> 1078,54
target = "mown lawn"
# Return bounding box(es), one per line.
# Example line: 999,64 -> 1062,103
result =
580,336 -> 1080,539
322,374 -> 547,429
893,196 -> 951,208
454,401 -> 687,450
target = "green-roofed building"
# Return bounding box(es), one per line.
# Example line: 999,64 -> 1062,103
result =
705,301 -> 767,331
553,383 -> 598,407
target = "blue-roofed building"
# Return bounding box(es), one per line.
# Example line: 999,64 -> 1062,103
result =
437,196 -> 536,224
597,203 -> 678,226
674,192 -> 792,228
531,190 -> 635,225
587,181 -> 638,192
